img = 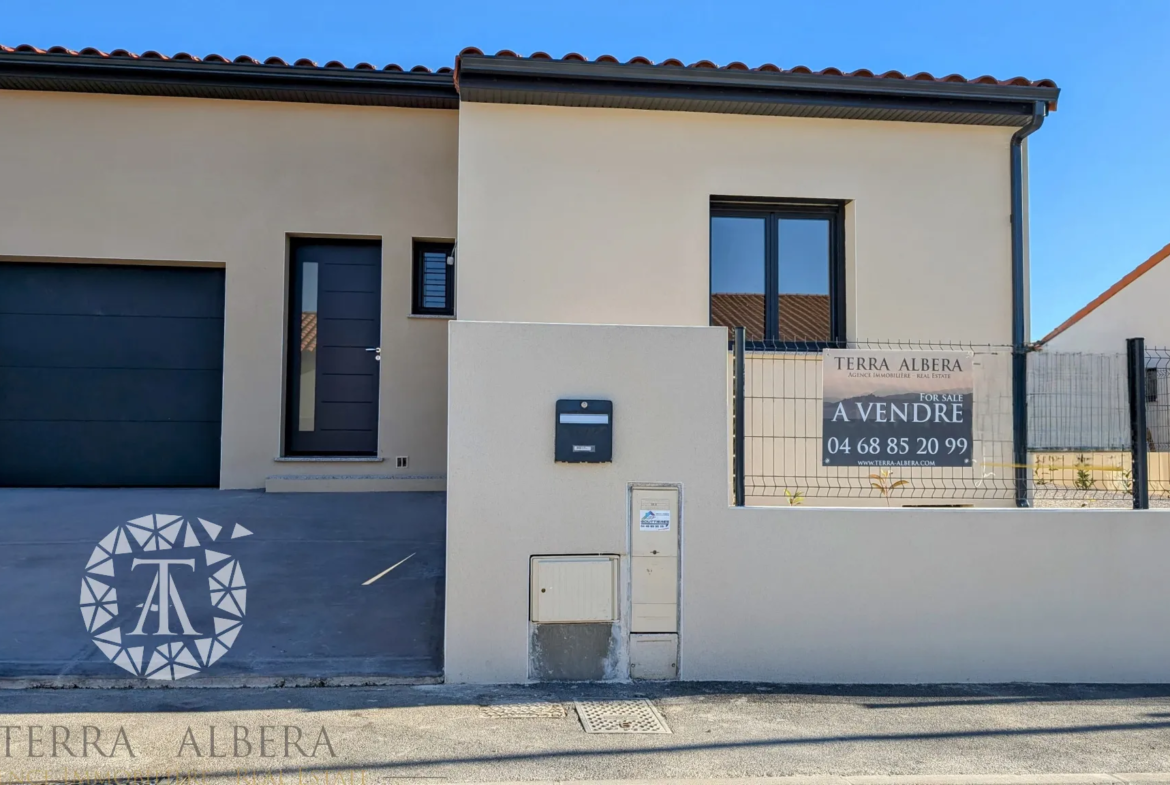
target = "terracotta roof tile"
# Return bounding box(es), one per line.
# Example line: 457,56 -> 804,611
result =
454,47 -> 1058,93
1,43 -> 1054,97
710,294 -> 831,342
0,43 -> 448,75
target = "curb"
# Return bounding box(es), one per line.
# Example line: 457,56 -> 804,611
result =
482,777 -> 1170,785
0,675 -> 442,689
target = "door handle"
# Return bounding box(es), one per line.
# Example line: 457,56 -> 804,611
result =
366,347 -> 381,361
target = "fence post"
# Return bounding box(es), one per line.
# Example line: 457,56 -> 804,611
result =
1012,345 -> 1030,507
1127,336 -> 1150,510
733,327 -> 746,507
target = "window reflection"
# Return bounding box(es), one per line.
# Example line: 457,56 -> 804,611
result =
710,216 -> 766,340
298,261 -> 318,432
778,218 -> 831,342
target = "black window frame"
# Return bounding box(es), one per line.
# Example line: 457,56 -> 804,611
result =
412,240 -> 455,316
709,197 -> 846,352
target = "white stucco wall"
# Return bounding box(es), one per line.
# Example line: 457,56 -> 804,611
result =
456,102 -> 1017,344
0,90 -> 458,489
447,321 -> 1170,683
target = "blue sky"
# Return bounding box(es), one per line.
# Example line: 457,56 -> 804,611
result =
5,0 -> 1167,340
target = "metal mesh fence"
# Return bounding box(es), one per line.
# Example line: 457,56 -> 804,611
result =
1025,350 -> 1135,506
1145,345 -> 1170,500
731,340 -> 1139,507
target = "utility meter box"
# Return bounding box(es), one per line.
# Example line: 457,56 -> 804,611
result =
630,487 -> 680,635
555,399 -> 613,463
530,555 -> 619,623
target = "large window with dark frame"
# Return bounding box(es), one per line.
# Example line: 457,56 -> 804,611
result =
709,199 -> 845,349
412,240 -> 455,316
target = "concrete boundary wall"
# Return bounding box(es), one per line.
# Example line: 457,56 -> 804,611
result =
446,321 -> 1170,684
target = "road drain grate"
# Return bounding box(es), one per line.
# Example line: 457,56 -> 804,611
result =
480,701 -> 567,718
574,698 -> 671,733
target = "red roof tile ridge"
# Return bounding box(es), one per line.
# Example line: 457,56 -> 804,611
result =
0,43 -> 1062,90
1038,241 -> 1170,346
453,48 -> 1057,88
1,43 -> 442,75
2,43 -> 1060,92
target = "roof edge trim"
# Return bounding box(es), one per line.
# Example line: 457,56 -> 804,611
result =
0,51 -> 459,107
456,54 -> 1060,110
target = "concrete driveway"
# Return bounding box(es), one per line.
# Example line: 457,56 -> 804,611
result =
0,489 -> 445,683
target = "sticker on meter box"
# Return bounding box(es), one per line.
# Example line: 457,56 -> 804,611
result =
639,509 -> 671,531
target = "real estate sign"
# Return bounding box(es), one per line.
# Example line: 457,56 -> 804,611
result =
822,349 -> 974,468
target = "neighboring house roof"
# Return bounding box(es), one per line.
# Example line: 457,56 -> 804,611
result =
1038,241 -> 1170,346
0,43 -> 1059,122
710,293 -> 830,342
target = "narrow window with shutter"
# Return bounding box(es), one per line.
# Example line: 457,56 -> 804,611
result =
412,240 -> 455,316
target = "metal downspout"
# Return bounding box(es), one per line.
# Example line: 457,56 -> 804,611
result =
1011,101 -> 1048,507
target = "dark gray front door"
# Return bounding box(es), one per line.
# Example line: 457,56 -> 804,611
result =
0,262 -> 225,486
285,240 -> 381,455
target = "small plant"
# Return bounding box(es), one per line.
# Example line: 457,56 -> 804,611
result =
1073,454 -> 1095,491
784,489 -> 805,506
1033,456 -> 1055,487
870,470 -> 908,507
1117,463 -> 1133,496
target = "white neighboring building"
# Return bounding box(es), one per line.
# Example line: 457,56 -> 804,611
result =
1039,242 -> 1170,353
1034,242 -> 1170,453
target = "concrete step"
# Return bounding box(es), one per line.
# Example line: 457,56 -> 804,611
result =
264,473 -> 445,492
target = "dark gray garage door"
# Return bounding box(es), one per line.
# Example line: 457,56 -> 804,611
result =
0,263 -> 225,487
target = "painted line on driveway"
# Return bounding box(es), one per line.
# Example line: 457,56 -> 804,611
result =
362,553 -> 416,586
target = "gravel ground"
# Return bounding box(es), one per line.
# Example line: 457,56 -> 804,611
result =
1032,497 -> 1170,509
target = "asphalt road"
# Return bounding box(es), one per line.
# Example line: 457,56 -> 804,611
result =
4,683 -> 1170,783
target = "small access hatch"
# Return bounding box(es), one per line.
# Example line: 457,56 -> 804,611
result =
530,555 -> 619,623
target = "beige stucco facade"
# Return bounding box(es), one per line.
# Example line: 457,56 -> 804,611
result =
453,101 -> 1025,507
0,90 -> 458,489
0,79 -> 1034,494
457,102 -> 1019,344
447,321 -> 1170,684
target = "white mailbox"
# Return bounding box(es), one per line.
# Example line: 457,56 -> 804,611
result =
530,555 -> 619,623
